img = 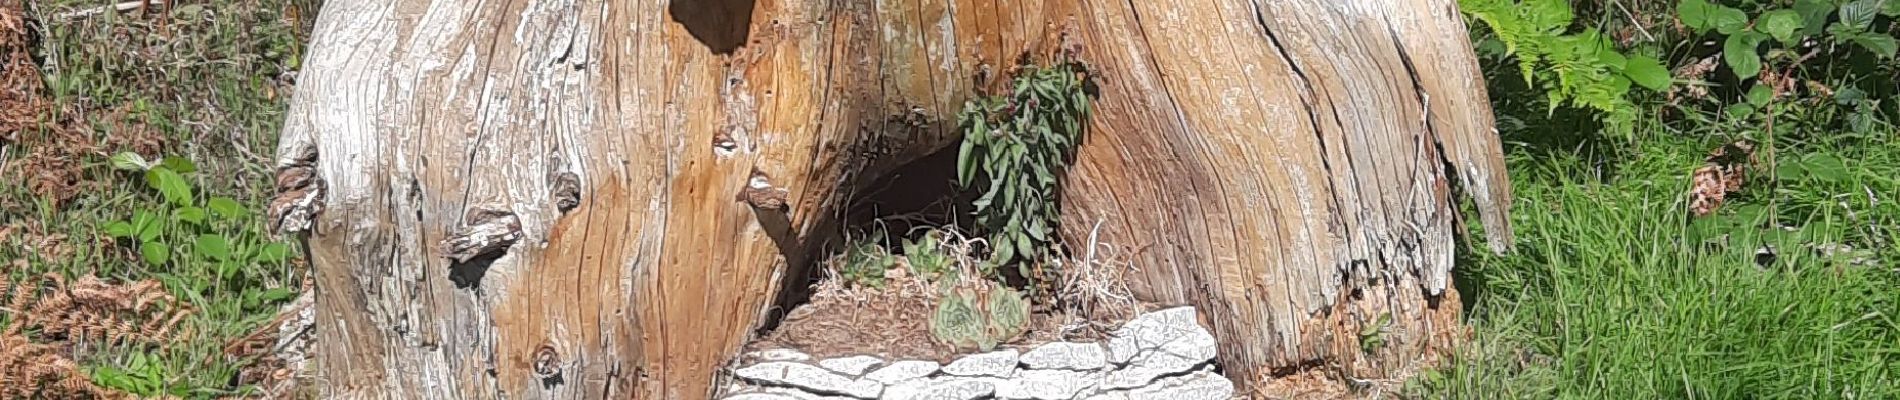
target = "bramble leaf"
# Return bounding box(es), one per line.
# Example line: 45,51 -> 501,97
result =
110,152 -> 151,171
159,156 -> 198,174
208,197 -> 246,219
1853,35 -> 1897,58
196,234 -> 232,260
1724,32 -> 1766,79
1759,10 -> 1805,44
146,167 -> 194,206
141,242 -> 170,266
1624,55 -> 1672,91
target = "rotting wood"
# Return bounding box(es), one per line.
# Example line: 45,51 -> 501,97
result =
267,143 -> 321,236
284,0 -> 1509,398
550,171 -> 582,213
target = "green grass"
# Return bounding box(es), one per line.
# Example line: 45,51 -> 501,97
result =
2,1 -> 314,397
1413,109 -> 1900,398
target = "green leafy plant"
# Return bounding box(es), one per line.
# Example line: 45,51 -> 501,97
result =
929,280 -> 1029,352
102,153 -> 295,292
1676,0 -> 1900,123
954,60 -> 1093,278
839,239 -> 898,289
901,229 -> 955,281
836,228 -> 964,287
1461,0 -> 1673,130
87,351 -> 178,398
1358,312 -> 1393,354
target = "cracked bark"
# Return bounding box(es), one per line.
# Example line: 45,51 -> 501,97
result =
284,0 -> 1508,398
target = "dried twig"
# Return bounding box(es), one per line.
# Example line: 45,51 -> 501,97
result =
1053,218 -> 1138,339
1611,1 -> 1655,42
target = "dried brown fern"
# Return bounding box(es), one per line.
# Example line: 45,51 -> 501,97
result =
1,273 -> 192,345
0,332 -> 127,400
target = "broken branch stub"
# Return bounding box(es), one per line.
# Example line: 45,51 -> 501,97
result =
737,168 -> 789,211
268,146 -> 323,237
551,171 -> 582,213
442,208 -> 523,264
533,344 -> 561,379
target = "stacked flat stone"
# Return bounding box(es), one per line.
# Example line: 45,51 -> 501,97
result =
722,306 -> 1234,400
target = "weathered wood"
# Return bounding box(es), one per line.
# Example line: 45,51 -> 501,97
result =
1057,0 -> 1509,381
281,0 -> 1508,398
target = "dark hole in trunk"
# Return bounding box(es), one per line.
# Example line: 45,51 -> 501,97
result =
668,0 -> 755,55
752,142 -> 975,334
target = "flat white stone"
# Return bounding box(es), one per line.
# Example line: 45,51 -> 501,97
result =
1082,370 -> 1233,400
993,369 -> 1100,399
1156,326 -> 1217,362
723,393 -> 802,400
863,360 -> 940,385
1019,342 -> 1108,370
1124,370 -> 1234,400
818,355 -> 886,376
941,349 -> 1019,377
749,348 -> 814,362
1106,307 -> 1209,364
734,361 -> 883,399
1099,352 -> 1202,390
1106,336 -> 1139,364
880,377 -> 998,400
723,386 -> 859,400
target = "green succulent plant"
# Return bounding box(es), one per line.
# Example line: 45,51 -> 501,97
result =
930,281 -> 1029,351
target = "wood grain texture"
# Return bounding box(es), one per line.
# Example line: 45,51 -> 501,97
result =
285,0 -> 1055,398
281,0 -> 1508,397
1057,0 -> 1510,382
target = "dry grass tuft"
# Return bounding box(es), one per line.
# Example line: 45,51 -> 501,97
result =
0,0 -> 103,208
1,272 -> 193,345
0,332 -> 127,400
1046,220 -> 1142,340
1,222 -> 78,262
0,269 -> 189,398
0,0 -> 41,143
758,257 -> 958,361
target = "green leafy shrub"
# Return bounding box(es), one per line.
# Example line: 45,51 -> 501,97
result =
1460,0 -> 1673,130
954,60 -> 1093,278
1673,0 -> 1899,126
1466,0 -> 1900,136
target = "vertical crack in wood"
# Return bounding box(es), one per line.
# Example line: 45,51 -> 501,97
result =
1250,0 -> 1355,310
1381,9 -> 1512,255
1385,18 -> 1456,296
